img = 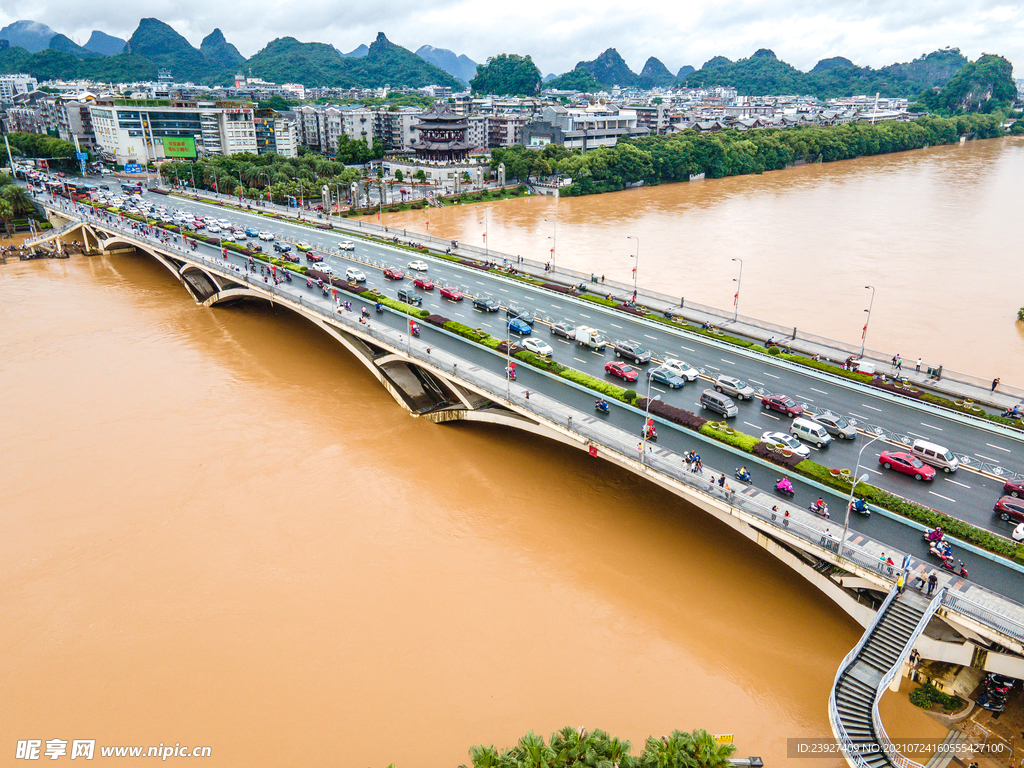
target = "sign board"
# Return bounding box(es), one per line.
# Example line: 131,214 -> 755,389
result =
76,152 -> 88,161
124,163 -> 143,174
714,735 -> 734,745
162,136 -> 197,158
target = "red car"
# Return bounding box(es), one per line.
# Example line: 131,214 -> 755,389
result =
761,394 -> 804,417
1003,479 -> 1024,497
305,252 -> 324,263
440,285 -> 463,301
878,451 -> 935,481
605,361 -> 638,382
994,496 -> 1024,523
413,276 -> 434,290
383,267 -> 404,280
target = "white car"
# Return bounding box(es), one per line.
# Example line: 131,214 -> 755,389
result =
258,231 -> 275,241
206,224 -> 222,234
662,358 -> 700,381
1013,523 -> 1024,543
338,241 -> 355,251
217,218 -> 232,228
407,260 -> 429,272
761,431 -> 811,458
345,267 -> 367,282
522,338 -> 554,357
231,229 -> 247,240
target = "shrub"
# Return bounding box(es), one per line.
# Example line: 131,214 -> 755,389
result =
560,369 -> 629,402
580,294 -> 620,308
766,345 -> 782,356
698,423 -> 760,452
623,389 -> 637,403
778,353 -> 875,383
910,684 -> 962,712
637,398 -> 708,430
444,320 -> 490,343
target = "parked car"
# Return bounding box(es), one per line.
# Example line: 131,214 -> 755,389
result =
550,322 -> 575,339
296,241 -> 313,252
662,359 -> 699,381
413,276 -> 434,290
407,260 -> 429,272
878,451 -> 935,481
383,267 -> 405,280
522,338 -> 554,357
258,231 -> 275,241
648,366 -> 686,389
761,394 -> 804,417
206,224 -> 222,234
715,375 -> 756,400
612,340 -> 651,364
273,242 -> 292,253
760,431 -> 811,459
994,496 -> 1024,524
506,305 -> 535,324
345,267 -> 366,282
305,252 -> 324,263
338,241 -> 355,251
472,296 -> 498,311
397,288 -> 423,306
605,361 -> 639,382
231,229 -> 247,240
811,412 -> 858,439
440,285 -> 463,301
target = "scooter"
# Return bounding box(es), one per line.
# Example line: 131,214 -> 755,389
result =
735,468 -> 752,483
928,540 -> 953,560
774,479 -> 795,498
506,367 -> 516,381
595,400 -> 610,414
375,303 -> 384,314
985,673 -> 1015,694
850,498 -> 871,516
641,424 -> 658,441
975,690 -> 1007,712
809,501 -> 830,518
1001,407 -> 1021,419
939,558 -> 968,578
410,327 -> 420,338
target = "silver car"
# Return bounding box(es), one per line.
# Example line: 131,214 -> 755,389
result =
715,375 -> 755,400
811,412 -> 858,439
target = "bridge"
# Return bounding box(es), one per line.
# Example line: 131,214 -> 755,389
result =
35,197 -> 1024,767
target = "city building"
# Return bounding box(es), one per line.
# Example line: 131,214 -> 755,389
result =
253,109 -> 299,157
411,102 -> 471,162
0,74 -> 39,103
520,102 -> 649,151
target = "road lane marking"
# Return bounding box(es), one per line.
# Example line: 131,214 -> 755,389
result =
610,323 -> 622,328
749,379 -> 764,385
865,467 -> 883,475
986,443 -> 1012,453
706,364 -> 720,370
556,339 -> 571,345
644,334 -> 657,340
928,491 -> 956,503
652,387 -> 667,394
720,358 -> 735,364
975,454 -> 1000,462
574,357 -> 588,363
944,478 -> 971,489
797,395 -> 815,403
810,387 -> 828,395
849,413 -> 867,420
861,404 -> 882,411
744,422 -> 760,429
920,422 -> 943,431
498,288 -> 509,292
764,372 -> 779,378
765,414 -> 780,421
680,346 -> 695,352
579,313 -> 591,318
907,431 -> 928,439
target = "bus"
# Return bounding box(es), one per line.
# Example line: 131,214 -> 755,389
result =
120,182 -> 143,195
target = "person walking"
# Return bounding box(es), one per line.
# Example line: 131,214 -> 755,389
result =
992,377 -> 1000,392
926,572 -> 938,596
915,358 -> 922,373
895,356 -> 902,373
896,571 -> 905,595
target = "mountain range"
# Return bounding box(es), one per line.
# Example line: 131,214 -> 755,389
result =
415,45 -> 477,84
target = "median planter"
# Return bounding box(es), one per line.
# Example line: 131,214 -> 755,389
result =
751,442 -> 803,469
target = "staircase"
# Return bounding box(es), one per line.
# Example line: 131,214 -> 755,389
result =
830,587 -> 944,768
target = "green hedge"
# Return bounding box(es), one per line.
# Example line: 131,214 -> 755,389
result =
778,353 -> 875,383
579,294 -> 621,308
559,369 -> 631,402
910,683 -> 962,712
698,423 -> 760,451
443,320 -> 490,343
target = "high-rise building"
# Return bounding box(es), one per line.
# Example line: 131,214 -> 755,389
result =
0,74 -> 38,103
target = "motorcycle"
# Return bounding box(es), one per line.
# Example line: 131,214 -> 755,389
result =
849,498 -> 870,517
1001,407 -> 1021,419
595,400 -> 610,414
306,277 -> 315,288
505,367 -> 516,381
985,673 -> 1015,694
940,558 -> 969,578
975,690 -> 1007,712
641,424 -> 658,441
375,303 -> 384,314
929,541 -> 954,561
735,468 -> 752,483
774,478 -> 795,498
410,326 -> 420,338
809,501 -> 830,518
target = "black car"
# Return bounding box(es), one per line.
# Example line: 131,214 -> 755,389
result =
505,305 -> 535,324
613,340 -> 651,364
397,288 -> 423,307
273,242 -> 292,253
473,296 -> 499,312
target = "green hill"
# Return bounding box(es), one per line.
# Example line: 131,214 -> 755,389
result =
470,53 -> 542,95
48,33 -> 100,59
201,28 -> 245,71
918,53 -> 1017,113
125,17 -> 228,84
246,37 -> 356,87
638,56 -> 675,88
574,48 -> 638,87
545,68 -> 603,92
344,32 -> 461,88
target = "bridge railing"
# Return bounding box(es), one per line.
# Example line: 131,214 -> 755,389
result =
941,591 -> 1024,643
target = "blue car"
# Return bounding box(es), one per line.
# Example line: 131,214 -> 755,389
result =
244,227 -> 260,237
507,318 -> 532,336
647,366 -> 686,389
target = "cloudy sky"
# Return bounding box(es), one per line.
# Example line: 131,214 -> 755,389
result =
2,0 -> 1021,76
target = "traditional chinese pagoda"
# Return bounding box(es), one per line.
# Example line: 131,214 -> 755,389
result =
411,102 -> 471,163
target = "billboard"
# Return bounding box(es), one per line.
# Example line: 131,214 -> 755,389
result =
162,136 -> 197,158
124,163 -> 143,174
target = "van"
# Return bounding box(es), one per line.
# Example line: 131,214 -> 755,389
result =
790,418 -> 833,448
699,389 -> 738,418
911,439 -> 959,473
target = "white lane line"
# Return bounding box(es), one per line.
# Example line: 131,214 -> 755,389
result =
644,334 -> 657,340
849,413 -> 868,420
579,313 -> 591,318
590,350 -> 605,355
986,443 -> 1012,453
652,387 -> 667,394
475,280 -> 485,285
748,379 -> 764,385
865,467 -> 883,476
810,387 -> 828,395
975,454 -> 1000,463
556,339 -> 571,345
945,478 -> 971,489
797,395 -> 815,403
906,431 -> 929,439
720,358 -> 735,365
706,364 -> 720,371
680,346 -> 695,352
928,491 -> 956,503
610,323 -> 623,328
765,414 -> 780,421
574,357 -> 588,364
549,304 -> 562,309
920,422 -> 943,431
861,404 -> 882,411
764,372 -> 779,379
744,422 -> 761,430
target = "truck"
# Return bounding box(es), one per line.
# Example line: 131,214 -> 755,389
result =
574,326 -> 608,350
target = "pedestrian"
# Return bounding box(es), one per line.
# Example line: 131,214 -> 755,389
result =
684,453 -> 693,472
992,377 -> 1000,392
637,441 -> 643,456
896,357 -> 902,372
896,571 -> 905,595
717,474 -> 725,488
708,474 -> 716,486
927,572 -> 938,595
601,275 -> 605,283
695,458 -> 703,474
525,390 -> 530,400
909,649 -> 920,668
915,358 -> 922,373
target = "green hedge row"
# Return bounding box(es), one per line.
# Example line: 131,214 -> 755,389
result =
698,424 -> 760,452
777,352 -> 875,384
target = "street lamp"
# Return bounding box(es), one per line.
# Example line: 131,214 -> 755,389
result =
237,167 -> 243,203
479,207 -> 489,257
732,257 -> 743,321
841,433 -> 884,551
860,285 -> 876,359
627,235 -> 639,302
544,217 -> 556,272
505,317 -> 513,399
642,381 -> 661,466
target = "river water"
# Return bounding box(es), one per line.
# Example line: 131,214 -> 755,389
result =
379,137 -> 1024,384
0,146 -> 972,766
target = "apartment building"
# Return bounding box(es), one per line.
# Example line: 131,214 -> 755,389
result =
0,74 -> 38,103
520,102 -> 649,151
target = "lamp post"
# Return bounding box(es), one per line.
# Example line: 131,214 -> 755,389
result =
237,167 -> 244,203
860,285 -> 876,359
641,376 -> 661,466
189,163 -> 196,193
732,257 -> 743,321
505,317 -> 513,399
627,235 -> 639,302
544,217 -> 556,272
841,433 -> 884,551
479,207 -> 489,257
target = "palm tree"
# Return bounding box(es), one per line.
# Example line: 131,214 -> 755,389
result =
0,199 -> 13,237
2,184 -> 33,215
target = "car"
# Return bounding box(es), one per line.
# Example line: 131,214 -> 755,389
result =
506,305 -> 535,324
407,260 -> 429,272
994,496 -> 1024,524
811,412 -> 858,439
305,252 -> 324,263
250,244 -> 264,253
662,359 -> 700,381
522,338 -> 554,356
413,276 -> 434,290
507,318 -> 532,336
473,296 -> 499,311
383,267 -> 405,280
1012,522 -> 1024,542
244,227 -> 260,237
1002,479 -> 1024,497
440,285 -> 463,301
550,322 -> 575,339
612,340 -> 651,364
338,241 -> 355,251
715,375 -> 756,400
397,288 -> 423,306
345,267 -> 366,283
258,231 -> 275,241
206,224 -> 222,234
296,241 -> 313,252
878,451 -> 935,481
273,242 -> 292,253
191,219 -> 206,230
648,366 -> 686,389
761,394 -> 804,417
760,431 -> 811,459
217,219 -> 231,228
605,361 -> 639,382
280,251 -> 300,263
231,229 -> 247,240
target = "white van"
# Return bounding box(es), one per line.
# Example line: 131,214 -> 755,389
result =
790,417 -> 833,448
911,439 -> 959,473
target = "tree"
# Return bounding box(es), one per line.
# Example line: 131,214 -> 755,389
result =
1,184 -> 32,215
470,53 -> 543,96
413,169 -> 426,183
394,169 -> 404,182
0,198 -> 13,237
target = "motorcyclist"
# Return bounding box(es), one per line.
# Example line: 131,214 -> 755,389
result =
375,301 -> 383,313
595,399 -> 609,412
813,497 -> 828,515
737,466 -> 751,482
775,477 -> 793,493
926,526 -> 943,542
